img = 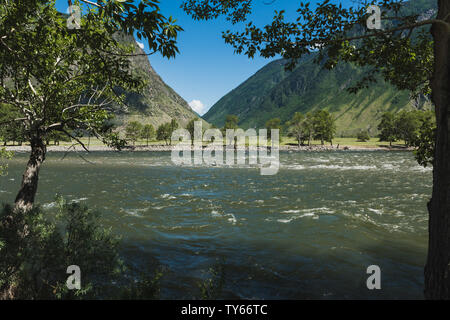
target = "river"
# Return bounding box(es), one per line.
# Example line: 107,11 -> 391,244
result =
0,150 -> 431,299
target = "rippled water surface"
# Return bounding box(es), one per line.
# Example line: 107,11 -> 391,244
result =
0,151 -> 431,299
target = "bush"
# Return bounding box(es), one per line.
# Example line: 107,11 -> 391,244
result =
356,130 -> 370,142
119,268 -> 163,300
198,261 -> 225,300
0,202 -> 122,299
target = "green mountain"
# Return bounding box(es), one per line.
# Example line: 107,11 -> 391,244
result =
114,34 -> 201,128
204,0 -> 434,136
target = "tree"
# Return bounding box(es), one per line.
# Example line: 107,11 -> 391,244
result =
141,124 -> 155,146
156,123 -> 171,145
125,121 -> 143,146
395,110 -> 421,146
312,110 -> 336,145
223,115 -> 239,131
286,112 -> 314,147
181,0 -> 450,297
413,110 -> 436,167
169,119 -> 179,145
378,112 -> 397,147
0,0 -> 182,213
265,118 -> 281,141
156,120 -> 179,146
357,130 -> 370,142
186,118 -> 200,146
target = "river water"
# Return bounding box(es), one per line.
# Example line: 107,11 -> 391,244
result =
0,150 -> 431,299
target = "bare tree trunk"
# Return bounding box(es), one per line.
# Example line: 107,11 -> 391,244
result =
425,0 -> 450,299
14,136 -> 46,213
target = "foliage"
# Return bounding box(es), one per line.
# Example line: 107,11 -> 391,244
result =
265,118 -> 281,141
312,110 -> 336,145
125,121 -> 143,146
141,124 -> 155,146
169,119 -> 179,133
0,0 -> 183,152
357,130 -> 371,142
186,118 -> 200,145
156,119 -> 179,145
286,112 -> 314,146
0,104 -> 26,146
188,0 -> 437,142
377,109 -> 435,165
119,268 -> 163,300
395,110 -> 422,146
197,261 -> 225,300
183,0 -> 435,97
0,202 -> 122,299
223,115 -> 239,131
157,123 -> 171,145
169,119 -> 179,145
0,147 -> 13,176
378,111 -> 398,145
412,110 -> 436,167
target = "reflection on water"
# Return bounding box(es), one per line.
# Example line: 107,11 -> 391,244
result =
0,151 -> 431,299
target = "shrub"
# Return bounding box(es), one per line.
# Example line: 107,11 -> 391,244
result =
198,261 -> 225,300
356,130 -> 370,142
0,202 -> 122,299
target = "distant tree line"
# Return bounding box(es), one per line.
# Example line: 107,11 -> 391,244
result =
219,110 -> 336,147
285,110 -> 336,146
377,110 -> 435,147
377,110 -> 435,166
125,118 -> 181,146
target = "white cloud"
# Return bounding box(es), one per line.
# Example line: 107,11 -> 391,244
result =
136,41 -> 145,50
189,100 -> 206,115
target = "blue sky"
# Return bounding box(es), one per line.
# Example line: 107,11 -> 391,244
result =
55,1 -> 350,115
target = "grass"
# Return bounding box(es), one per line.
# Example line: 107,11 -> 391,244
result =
281,137 -> 407,147
3,137 -> 408,149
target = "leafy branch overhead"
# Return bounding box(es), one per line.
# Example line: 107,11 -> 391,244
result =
75,0 -> 183,58
0,0 -> 185,212
0,0 -> 183,152
182,0 -> 445,97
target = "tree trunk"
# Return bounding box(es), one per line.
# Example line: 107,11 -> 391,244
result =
424,0 -> 450,299
14,136 -> 46,213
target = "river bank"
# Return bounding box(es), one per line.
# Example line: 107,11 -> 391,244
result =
3,144 -> 413,153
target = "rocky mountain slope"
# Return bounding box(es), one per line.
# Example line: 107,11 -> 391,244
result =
115,34 -> 201,128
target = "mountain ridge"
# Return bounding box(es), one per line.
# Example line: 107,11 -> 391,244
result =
114,34 -> 201,129
203,0 -> 434,136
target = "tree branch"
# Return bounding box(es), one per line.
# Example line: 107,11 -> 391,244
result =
60,128 -> 90,152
